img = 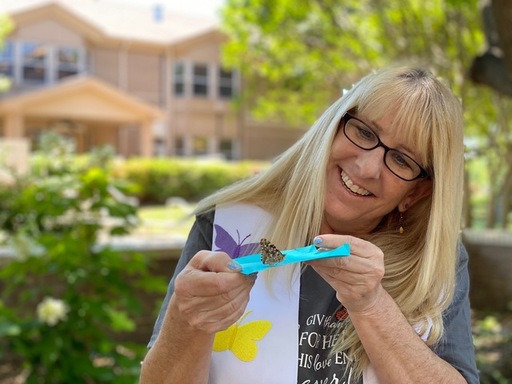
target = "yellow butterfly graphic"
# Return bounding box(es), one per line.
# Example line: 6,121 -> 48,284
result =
213,310 -> 272,362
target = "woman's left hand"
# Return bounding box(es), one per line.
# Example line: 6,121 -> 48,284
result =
305,234 -> 385,314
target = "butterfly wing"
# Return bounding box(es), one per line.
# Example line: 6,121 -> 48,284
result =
213,323 -> 237,352
230,320 -> 272,362
260,238 -> 285,265
214,224 -> 237,257
238,241 -> 260,258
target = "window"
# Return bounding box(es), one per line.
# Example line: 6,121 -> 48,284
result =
219,68 -> 235,98
175,136 -> 185,156
192,136 -> 208,155
22,42 -> 47,84
0,41 -> 14,78
219,139 -> 234,160
193,64 -> 208,97
57,47 -> 81,79
173,62 -> 185,96
1,41 -> 85,87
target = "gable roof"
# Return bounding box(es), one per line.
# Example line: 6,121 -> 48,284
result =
0,0 -> 221,46
0,75 -> 165,122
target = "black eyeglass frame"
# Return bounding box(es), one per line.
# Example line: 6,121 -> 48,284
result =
341,113 -> 429,182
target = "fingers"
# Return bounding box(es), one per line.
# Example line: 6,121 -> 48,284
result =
307,234 -> 386,313
309,234 -> 384,274
189,249 -> 242,273
173,250 -> 257,333
179,251 -> 250,297
313,234 -> 384,260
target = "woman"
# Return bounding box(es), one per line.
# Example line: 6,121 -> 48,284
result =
140,66 -> 479,383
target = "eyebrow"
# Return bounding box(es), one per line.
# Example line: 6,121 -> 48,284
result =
366,118 -> 416,155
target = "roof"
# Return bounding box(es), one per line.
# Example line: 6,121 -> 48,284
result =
0,75 -> 165,122
0,0 -> 221,45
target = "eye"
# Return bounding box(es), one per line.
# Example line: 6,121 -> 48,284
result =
351,122 -> 376,142
388,150 -> 416,170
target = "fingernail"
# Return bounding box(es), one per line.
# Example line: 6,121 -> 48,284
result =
227,261 -> 241,271
313,237 -> 323,246
247,272 -> 258,281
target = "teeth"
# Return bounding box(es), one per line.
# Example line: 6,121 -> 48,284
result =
341,171 -> 371,196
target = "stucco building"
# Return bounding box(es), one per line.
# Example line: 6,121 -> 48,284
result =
0,0 -> 306,160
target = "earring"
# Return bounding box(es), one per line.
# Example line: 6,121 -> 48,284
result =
398,204 -> 408,234
398,212 -> 404,234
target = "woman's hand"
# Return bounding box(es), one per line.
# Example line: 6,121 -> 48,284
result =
306,235 -> 385,314
172,250 -> 257,334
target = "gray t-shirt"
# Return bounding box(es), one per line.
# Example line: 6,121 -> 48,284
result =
149,211 -> 479,383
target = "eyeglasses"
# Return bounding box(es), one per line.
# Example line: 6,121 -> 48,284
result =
341,113 -> 429,181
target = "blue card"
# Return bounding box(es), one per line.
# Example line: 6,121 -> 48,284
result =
236,243 -> 350,275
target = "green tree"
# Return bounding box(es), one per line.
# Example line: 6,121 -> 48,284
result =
222,0 -> 512,229
221,0 -> 483,123
0,14 -> 13,92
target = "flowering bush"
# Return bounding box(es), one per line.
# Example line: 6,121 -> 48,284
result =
0,133 -> 166,383
36,297 -> 69,326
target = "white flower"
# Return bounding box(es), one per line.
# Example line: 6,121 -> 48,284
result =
36,297 -> 69,326
8,232 -> 46,260
62,188 -> 78,199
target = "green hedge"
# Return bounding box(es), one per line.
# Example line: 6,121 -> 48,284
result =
110,158 -> 270,204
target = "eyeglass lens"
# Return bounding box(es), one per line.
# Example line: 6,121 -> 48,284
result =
344,117 -> 423,181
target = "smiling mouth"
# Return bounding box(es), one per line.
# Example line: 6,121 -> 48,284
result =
340,170 -> 372,196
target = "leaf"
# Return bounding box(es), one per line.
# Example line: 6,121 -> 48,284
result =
105,307 -> 136,332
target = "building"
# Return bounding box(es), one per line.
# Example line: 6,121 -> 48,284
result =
0,0 -> 306,160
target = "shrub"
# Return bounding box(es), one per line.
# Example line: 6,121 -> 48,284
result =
111,158 -> 268,204
473,311 -> 512,383
0,133 -> 166,383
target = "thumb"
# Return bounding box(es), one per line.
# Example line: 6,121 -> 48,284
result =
190,250 -> 242,273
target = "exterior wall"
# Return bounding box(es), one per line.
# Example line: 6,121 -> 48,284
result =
242,122 -> 306,161
91,47 -> 164,105
126,51 -> 163,107
90,48 -> 119,86
0,2 -> 307,160
166,36 -> 238,158
8,19 -> 85,46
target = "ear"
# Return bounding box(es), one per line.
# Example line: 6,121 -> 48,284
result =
399,179 -> 432,211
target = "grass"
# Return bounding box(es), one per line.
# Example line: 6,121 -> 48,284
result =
133,201 -> 195,238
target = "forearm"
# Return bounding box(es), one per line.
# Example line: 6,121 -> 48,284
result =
349,287 -> 467,384
139,296 -> 214,384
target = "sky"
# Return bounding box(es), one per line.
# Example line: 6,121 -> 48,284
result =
122,0 -> 227,19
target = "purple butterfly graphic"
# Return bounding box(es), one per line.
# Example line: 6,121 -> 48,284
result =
214,224 -> 260,259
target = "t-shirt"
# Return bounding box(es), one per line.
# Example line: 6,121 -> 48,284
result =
148,211 -> 480,384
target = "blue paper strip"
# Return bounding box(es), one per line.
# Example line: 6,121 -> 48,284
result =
236,243 -> 350,275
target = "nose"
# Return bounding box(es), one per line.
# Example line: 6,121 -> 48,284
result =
354,147 -> 385,179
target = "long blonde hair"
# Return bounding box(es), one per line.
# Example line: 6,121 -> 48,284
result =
196,66 -> 465,377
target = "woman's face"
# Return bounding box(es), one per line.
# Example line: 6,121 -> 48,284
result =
323,111 -> 432,236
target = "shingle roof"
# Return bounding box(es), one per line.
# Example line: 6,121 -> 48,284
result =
0,0 -> 220,45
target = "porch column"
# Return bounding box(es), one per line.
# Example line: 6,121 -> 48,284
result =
3,111 -> 25,137
140,119 -> 154,157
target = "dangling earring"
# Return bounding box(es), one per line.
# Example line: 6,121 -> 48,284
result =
398,204 -> 409,234
398,212 -> 404,234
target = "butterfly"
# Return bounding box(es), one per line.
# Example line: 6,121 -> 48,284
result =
260,238 -> 285,266
214,224 -> 260,259
213,311 -> 272,362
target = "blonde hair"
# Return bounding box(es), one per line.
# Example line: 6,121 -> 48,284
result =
196,66 -> 465,378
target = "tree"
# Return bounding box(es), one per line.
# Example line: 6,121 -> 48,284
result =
0,14 -> 13,92
468,0 -> 512,228
469,0 -> 512,96
221,0 -> 483,124
221,0 -> 498,228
